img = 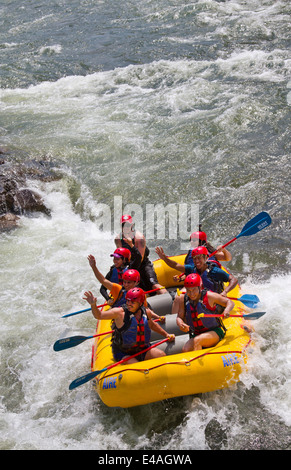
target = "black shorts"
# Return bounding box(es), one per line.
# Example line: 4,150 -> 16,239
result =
189,327 -> 225,341
112,344 -> 150,362
139,259 -> 159,291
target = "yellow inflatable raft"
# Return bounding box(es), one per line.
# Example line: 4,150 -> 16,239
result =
91,256 -> 253,408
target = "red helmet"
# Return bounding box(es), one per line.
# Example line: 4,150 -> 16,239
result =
125,287 -> 145,304
110,248 -> 131,261
184,273 -> 202,288
120,214 -> 133,225
122,269 -> 140,282
191,246 -> 208,258
190,230 -> 207,242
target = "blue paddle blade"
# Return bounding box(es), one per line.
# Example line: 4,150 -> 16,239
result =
69,368 -> 107,390
241,300 -> 259,308
237,211 -> 272,238
242,311 -> 266,319
239,294 -> 260,308
53,335 -> 94,351
243,294 -> 259,302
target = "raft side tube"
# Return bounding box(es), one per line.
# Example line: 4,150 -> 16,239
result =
153,255 -> 186,288
150,313 -> 183,341
153,334 -> 188,355
147,292 -> 173,316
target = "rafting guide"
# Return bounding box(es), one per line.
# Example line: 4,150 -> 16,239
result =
93,195 -> 200,249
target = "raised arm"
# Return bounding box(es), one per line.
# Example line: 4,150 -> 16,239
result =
87,254 -> 113,291
83,290 -> 124,326
114,234 -> 122,248
213,245 -> 232,262
155,246 -> 185,273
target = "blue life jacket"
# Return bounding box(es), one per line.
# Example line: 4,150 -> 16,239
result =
112,305 -> 151,353
184,250 -> 195,267
110,266 -> 128,285
112,287 -> 127,307
186,261 -> 225,293
201,263 -> 224,293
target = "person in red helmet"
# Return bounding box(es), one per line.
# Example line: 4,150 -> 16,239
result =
186,226 -> 232,267
108,248 -> 132,285
155,245 -> 237,296
120,214 -> 133,225
115,214 -> 167,295
189,246 -> 237,295
113,247 -> 132,261
122,268 -> 141,288
88,253 -> 141,307
175,274 -> 234,351
83,287 -> 175,362
190,229 -> 207,244
99,246 -> 142,302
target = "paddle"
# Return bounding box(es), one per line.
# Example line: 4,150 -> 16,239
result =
61,286 -> 165,318
227,294 -> 260,308
198,311 -> 266,320
177,289 -> 260,308
54,318 -> 163,351
53,330 -> 113,351
61,303 -> 107,318
210,211 -> 272,257
69,337 -> 171,390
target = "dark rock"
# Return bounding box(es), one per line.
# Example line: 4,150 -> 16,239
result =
0,213 -> 20,231
5,188 -> 51,216
0,150 -> 62,232
205,418 -> 228,450
21,159 -> 62,182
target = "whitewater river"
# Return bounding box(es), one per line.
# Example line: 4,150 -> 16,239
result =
0,0 -> 290,450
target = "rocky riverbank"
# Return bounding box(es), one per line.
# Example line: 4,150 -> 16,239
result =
0,147 -> 62,232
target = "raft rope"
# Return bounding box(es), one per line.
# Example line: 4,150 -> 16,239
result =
95,337 -> 252,382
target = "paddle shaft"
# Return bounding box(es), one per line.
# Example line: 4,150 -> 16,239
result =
69,336 -> 170,390
211,237 -> 236,257
210,211 -> 271,257
62,302 -> 107,318
199,311 -> 266,319
62,287 -> 165,318
177,289 -> 259,308
203,314 -> 247,318
101,336 -> 170,371
54,318 -> 163,351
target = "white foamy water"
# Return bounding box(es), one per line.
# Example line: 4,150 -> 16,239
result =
1,46 -> 290,159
